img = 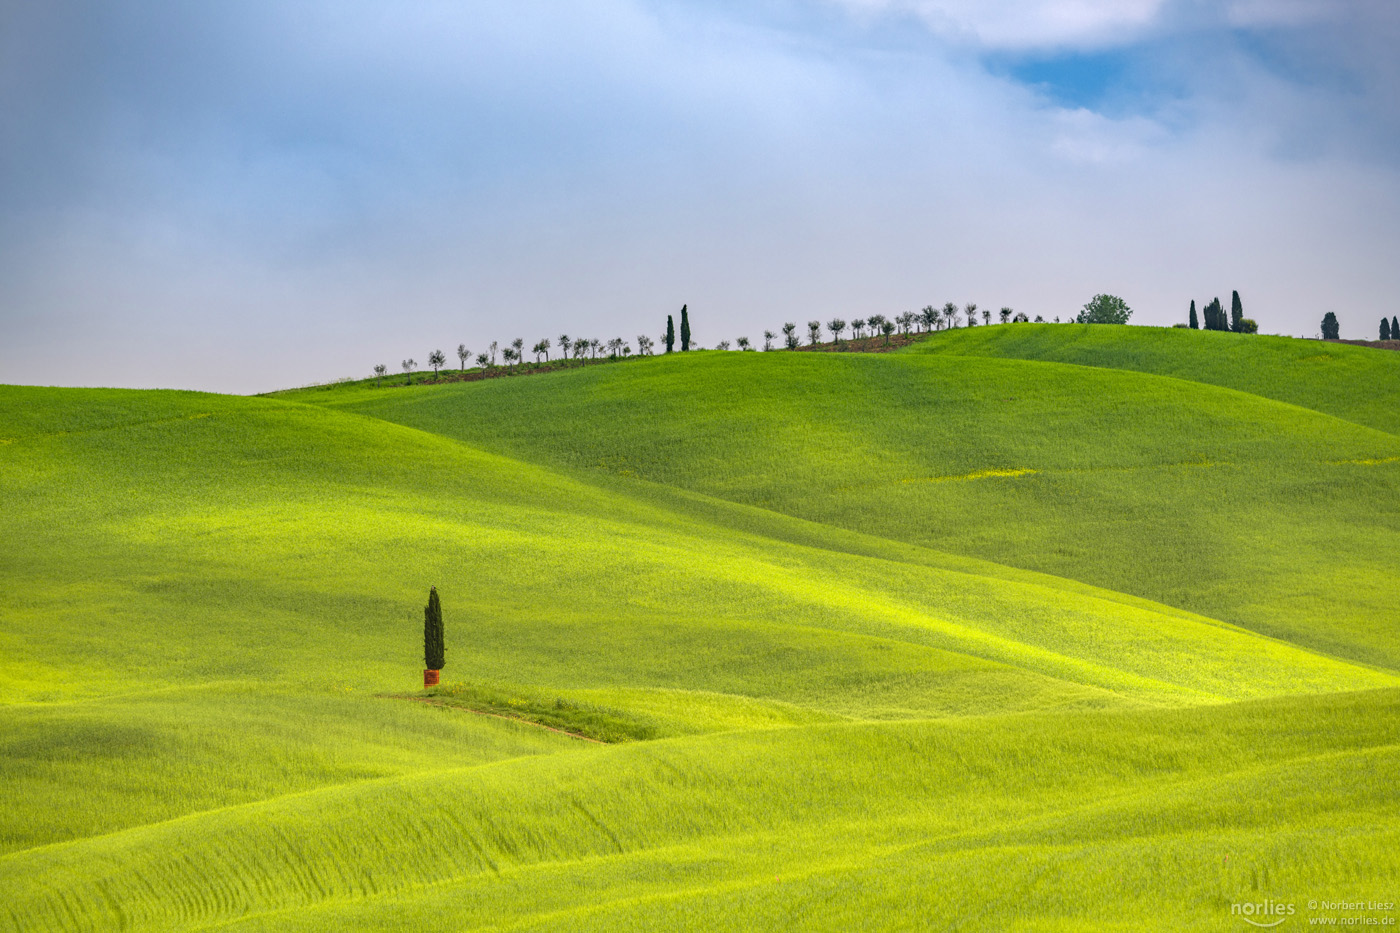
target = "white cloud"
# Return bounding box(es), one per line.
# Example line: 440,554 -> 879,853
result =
1047,108 -> 1167,164
823,0 -> 1166,48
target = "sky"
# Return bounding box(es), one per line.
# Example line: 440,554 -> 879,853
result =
2,0 -> 1399,394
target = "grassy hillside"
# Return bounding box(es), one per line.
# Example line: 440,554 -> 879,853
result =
6,691 -> 1398,931
905,323 -> 1400,435
4,329 -> 1398,931
302,349 -> 1400,670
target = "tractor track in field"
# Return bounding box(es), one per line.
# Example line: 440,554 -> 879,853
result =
386,695 -> 609,744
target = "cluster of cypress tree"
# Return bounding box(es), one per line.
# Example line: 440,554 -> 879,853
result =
1381,316 -> 1399,341
663,305 -> 691,353
1189,291 -> 1253,333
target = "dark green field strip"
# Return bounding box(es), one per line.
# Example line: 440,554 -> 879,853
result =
3,689 -> 1396,933
904,324 -> 1400,436
0,386 -> 235,441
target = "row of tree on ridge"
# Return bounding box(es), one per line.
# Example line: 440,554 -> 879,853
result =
383,291 -> 1367,386
374,300 -> 1074,385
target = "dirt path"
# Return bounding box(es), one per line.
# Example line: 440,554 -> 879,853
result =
389,695 -> 609,744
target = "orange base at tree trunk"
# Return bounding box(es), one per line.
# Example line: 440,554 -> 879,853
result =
424,669 -> 440,687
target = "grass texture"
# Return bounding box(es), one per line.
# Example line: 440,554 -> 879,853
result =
3,326 -> 1399,931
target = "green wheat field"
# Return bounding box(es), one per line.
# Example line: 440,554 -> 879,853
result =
3,324 -> 1398,931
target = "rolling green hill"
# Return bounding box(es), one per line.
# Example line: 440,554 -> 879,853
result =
906,322 -> 1400,435
303,347 -> 1400,670
4,327 -> 1398,931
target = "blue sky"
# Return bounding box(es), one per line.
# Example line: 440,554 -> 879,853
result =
2,0 -> 1398,392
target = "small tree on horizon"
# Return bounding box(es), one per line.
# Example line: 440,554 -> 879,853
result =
424,586 -> 444,675
1189,300 -> 1199,330
1076,294 -> 1132,325
373,364 -> 387,387
1000,307 -> 1012,324
807,321 -> 822,346
401,359 -> 416,384
638,335 -> 654,355
880,319 -> 896,345
963,304 -> 978,329
1393,316 -> 1399,341
827,318 -> 846,345
457,344 -> 470,371
1382,318 -> 1391,341
1231,291 -> 1245,333
488,341 -> 498,365
511,338 -> 525,366
763,329 -> 775,351
1321,311 -> 1340,340
475,353 -> 489,368
559,335 -> 572,360
782,322 -> 798,349
428,349 -> 446,376
942,302 -> 959,328
665,315 -> 675,353
920,307 -> 937,332
737,336 -> 751,351
680,305 -> 691,351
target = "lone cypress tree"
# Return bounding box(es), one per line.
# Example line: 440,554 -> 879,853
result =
1189,300 -> 1199,330
665,315 -> 675,353
1383,318 -> 1391,341
1321,311 -> 1340,340
1393,316 -> 1399,341
1230,291 -> 1244,333
680,304 -> 691,352
424,586 -> 444,684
